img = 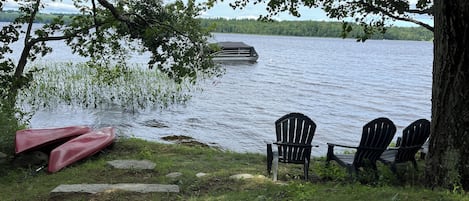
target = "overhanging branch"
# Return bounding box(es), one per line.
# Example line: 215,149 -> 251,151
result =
357,1 -> 434,32
408,8 -> 433,15
96,0 -> 194,43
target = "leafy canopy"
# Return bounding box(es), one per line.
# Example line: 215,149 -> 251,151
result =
0,0 -> 221,98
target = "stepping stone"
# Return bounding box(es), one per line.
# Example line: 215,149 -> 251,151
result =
196,172 -> 208,178
230,174 -> 254,180
50,183 -> 179,194
107,160 -> 155,170
166,172 -> 182,178
230,174 -> 267,180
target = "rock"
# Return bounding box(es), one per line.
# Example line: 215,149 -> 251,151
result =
107,160 -> 155,170
196,172 -> 208,178
50,183 -> 180,194
161,135 -> 194,141
161,135 -> 210,148
229,174 -> 254,180
166,172 -> 182,178
141,119 -> 168,128
229,174 -> 267,180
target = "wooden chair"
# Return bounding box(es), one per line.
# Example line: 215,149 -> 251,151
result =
266,113 -> 317,180
326,117 -> 396,175
379,119 -> 430,173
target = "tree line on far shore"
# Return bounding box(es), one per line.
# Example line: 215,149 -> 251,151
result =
201,18 -> 433,41
0,10 -> 433,41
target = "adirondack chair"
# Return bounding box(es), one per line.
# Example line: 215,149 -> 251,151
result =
326,117 -> 396,175
266,113 -> 317,180
379,119 -> 430,173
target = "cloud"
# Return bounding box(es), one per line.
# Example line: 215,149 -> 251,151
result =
44,1 -> 79,13
201,1 -> 329,21
3,0 -> 80,13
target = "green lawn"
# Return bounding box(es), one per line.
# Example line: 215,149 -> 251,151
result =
0,138 -> 467,201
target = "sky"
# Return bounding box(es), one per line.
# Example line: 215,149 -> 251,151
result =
2,0 -> 433,27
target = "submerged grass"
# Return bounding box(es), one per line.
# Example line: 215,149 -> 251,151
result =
0,138 -> 467,201
18,62 -> 200,112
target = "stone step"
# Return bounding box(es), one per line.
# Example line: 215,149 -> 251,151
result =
107,160 -> 156,170
50,183 -> 179,194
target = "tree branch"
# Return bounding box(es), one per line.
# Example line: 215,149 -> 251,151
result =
386,14 -> 434,32
14,24 -> 99,79
92,0 -> 100,32
24,0 -> 41,44
408,8 -> 433,15
357,1 -> 434,32
96,0 -> 134,25
96,0 -> 190,41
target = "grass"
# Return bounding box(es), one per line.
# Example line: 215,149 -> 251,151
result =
0,138 -> 467,201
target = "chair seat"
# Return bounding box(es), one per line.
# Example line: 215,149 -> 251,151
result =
334,154 -> 355,166
380,149 -> 398,163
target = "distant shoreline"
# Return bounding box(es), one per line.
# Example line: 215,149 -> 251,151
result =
0,11 -> 433,41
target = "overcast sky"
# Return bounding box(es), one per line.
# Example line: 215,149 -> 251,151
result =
2,0 -> 433,26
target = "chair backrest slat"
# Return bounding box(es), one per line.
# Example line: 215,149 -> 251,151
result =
354,117 -> 396,167
275,113 -> 316,162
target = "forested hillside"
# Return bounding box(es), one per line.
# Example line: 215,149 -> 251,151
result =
0,11 -> 433,41
0,10 -> 74,23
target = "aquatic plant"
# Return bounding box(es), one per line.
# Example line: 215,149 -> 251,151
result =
18,62 -> 202,112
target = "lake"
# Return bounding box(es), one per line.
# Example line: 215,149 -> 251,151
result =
17,32 -> 433,156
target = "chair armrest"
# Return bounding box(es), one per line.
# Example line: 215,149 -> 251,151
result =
326,143 -> 358,162
327,143 -> 358,149
274,142 -> 312,148
398,145 -> 425,150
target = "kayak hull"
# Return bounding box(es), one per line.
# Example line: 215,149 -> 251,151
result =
15,126 -> 92,154
48,127 -> 116,173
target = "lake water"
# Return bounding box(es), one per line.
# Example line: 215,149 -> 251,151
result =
15,32 -> 432,156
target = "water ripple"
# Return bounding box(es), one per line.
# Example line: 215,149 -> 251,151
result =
30,33 -> 433,157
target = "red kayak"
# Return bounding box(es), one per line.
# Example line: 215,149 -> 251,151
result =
15,126 -> 92,154
48,127 -> 116,173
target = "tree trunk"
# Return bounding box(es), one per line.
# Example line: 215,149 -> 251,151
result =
425,0 -> 469,191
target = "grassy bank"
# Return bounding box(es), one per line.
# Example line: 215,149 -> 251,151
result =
0,138 -> 467,201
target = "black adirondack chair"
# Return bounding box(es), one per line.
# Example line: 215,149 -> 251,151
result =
326,117 -> 396,175
266,113 -> 317,180
379,119 -> 430,173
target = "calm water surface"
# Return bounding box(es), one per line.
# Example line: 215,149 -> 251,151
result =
26,33 -> 432,156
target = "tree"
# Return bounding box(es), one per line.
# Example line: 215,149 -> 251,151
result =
1,0 -> 219,97
426,0 -> 469,191
0,0 -> 221,152
223,0 -> 469,190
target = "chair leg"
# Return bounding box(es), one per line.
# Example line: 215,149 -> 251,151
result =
267,144 -> 273,174
390,163 -> 397,174
412,159 -> 418,171
304,158 -> 309,180
272,151 -> 279,181
347,166 -> 356,180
